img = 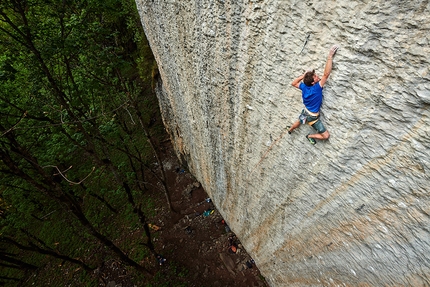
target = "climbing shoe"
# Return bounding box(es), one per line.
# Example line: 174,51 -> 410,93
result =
306,134 -> 316,145
287,126 -> 292,134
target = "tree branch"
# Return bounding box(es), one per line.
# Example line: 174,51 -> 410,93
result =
42,165 -> 96,185
1,111 -> 27,136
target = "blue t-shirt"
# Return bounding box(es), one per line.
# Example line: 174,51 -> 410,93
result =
299,82 -> 323,113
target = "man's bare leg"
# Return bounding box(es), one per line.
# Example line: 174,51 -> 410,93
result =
288,120 -> 301,134
308,130 -> 330,140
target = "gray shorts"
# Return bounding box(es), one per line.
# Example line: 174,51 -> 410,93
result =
299,109 -> 327,133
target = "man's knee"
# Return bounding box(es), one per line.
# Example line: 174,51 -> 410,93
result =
321,130 -> 330,139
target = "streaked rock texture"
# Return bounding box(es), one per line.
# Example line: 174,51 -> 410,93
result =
135,0 -> 430,286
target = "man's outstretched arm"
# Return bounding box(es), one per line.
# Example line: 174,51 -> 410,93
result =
319,45 -> 338,87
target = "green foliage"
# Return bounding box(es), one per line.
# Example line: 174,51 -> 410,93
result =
141,195 -> 156,217
131,247 -> 150,263
0,0 -> 164,285
146,264 -> 190,287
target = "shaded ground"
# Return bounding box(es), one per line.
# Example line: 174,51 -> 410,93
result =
98,141 -> 268,287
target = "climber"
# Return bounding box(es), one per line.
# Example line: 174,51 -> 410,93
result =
288,45 -> 339,145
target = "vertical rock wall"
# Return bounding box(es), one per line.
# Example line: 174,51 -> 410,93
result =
135,0 -> 430,286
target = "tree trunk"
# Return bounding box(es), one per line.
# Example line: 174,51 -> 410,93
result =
2,237 -> 94,272
80,183 -> 117,213
0,275 -> 20,281
0,253 -> 38,270
136,205 -> 156,255
135,108 -> 175,213
71,206 -> 152,275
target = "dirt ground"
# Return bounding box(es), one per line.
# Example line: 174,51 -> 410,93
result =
97,141 -> 268,287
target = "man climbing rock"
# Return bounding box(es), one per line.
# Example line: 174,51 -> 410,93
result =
288,45 -> 339,144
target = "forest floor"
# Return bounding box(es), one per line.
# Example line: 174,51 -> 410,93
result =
96,140 -> 269,287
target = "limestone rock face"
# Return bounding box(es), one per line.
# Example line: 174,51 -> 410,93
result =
135,0 -> 430,286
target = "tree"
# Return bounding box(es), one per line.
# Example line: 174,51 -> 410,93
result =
0,0 -> 166,284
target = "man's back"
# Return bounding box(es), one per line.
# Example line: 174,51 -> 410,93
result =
299,82 -> 323,113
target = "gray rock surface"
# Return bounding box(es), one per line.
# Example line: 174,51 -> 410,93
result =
135,0 -> 430,286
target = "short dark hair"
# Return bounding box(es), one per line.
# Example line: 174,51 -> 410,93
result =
303,70 -> 315,86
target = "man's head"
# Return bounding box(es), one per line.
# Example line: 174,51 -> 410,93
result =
303,70 -> 320,86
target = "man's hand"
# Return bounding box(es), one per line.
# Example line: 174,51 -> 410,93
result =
328,45 -> 339,58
